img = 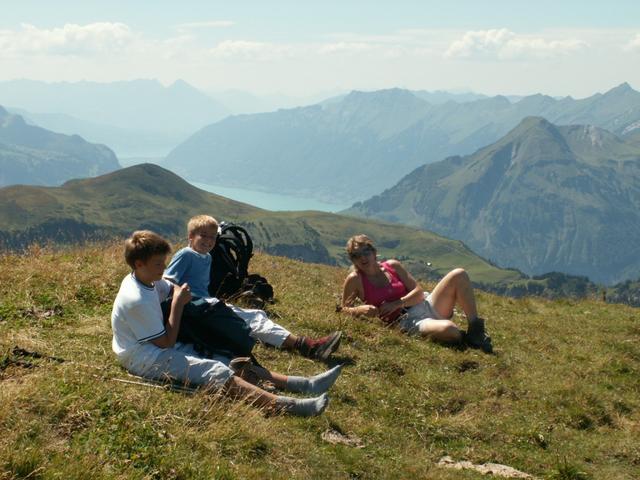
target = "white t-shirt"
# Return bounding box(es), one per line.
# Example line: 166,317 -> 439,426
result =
111,273 -> 172,373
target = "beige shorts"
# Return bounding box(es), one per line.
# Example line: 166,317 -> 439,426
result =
398,292 -> 448,335
130,342 -> 234,389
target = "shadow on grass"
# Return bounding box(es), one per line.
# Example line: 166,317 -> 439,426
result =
325,355 -> 357,368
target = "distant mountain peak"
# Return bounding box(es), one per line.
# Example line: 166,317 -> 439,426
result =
521,93 -> 557,103
345,88 -> 420,102
473,95 -> 511,108
493,116 -> 572,166
520,115 -> 553,126
615,81 -> 632,90
604,82 -> 636,96
338,89 -> 428,115
169,79 -> 196,91
507,116 -> 555,136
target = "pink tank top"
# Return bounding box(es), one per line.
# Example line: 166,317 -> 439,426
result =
359,261 -> 408,321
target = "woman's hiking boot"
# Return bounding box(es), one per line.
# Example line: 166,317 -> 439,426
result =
295,331 -> 342,360
465,318 -> 493,353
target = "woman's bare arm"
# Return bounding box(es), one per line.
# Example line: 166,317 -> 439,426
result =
341,273 -> 379,317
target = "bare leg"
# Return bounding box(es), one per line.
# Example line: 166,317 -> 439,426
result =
429,269 -> 492,352
223,375 -> 279,409
429,268 -> 478,321
281,334 -> 298,349
418,319 -> 462,343
238,363 -> 343,395
240,364 -> 288,390
223,376 -> 329,416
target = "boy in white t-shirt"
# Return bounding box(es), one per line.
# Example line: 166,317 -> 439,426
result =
111,230 -> 343,416
164,215 -> 342,360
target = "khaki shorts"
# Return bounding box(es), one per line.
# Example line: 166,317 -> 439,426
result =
129,342 -> 234,389
398,292 -> 448,335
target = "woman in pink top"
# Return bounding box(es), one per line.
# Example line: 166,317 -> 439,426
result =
340,234 -> 492,352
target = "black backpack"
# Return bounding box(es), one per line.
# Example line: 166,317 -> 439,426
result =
208,222 -> 274,304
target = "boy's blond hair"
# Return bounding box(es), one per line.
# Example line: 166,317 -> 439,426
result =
187,215 -> 219,236
124,230 -> 171,269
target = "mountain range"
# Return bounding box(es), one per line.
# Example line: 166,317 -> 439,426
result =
0,163 -> 520,286
0,106 -> 120,187
0,79 -> 229,157
346,116 -> 640,285
208,88 -> 487,115
163,83 -> 640,203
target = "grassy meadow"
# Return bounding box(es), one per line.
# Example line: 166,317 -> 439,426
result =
0,243 -> 638,479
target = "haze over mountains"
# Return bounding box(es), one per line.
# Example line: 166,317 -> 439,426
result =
0,79 -> 229,157
347,117 -> 640,285
164,83 -> 640,203
0,106 -> 119,187
2,77 -> 640,290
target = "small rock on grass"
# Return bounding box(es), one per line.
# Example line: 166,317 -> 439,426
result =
321,429 -> 364,448
437,456 -> 537,479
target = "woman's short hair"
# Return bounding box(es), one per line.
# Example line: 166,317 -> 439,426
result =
124,230 -> 171,269
187,215 -> 219,236
346,234 -> 376,256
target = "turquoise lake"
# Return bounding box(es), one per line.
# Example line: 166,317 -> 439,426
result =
191,182 -> 350,213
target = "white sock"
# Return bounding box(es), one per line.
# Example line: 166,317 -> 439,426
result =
286,364 -> 343,394
276,393 -> 329,417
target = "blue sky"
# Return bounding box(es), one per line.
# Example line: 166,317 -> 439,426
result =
1,1 -> 639,97
4,1 -> 640,31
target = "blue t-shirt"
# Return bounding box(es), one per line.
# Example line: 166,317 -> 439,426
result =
164,247 -> 213,299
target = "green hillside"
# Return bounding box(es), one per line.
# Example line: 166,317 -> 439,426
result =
0,244 -> 638,478
347,117 -> 640,285
0,163 -> 520,286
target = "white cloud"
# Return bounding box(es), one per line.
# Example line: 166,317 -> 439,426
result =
210,38 -> 403,62
209,40 -> 293,61
445,28 -> 588,60
624,33 -> 640,52
0,22 -> 137,57
317,42 -> 373,55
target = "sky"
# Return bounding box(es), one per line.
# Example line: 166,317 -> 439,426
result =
1,0 -> 639,98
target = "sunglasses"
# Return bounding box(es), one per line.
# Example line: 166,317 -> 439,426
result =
349,246 -> 374,259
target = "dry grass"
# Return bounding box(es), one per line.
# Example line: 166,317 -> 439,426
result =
0,242 -> 638,479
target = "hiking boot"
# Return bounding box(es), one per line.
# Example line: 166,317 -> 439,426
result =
229,357 -> 253,374
297,331 -> 342,360
465,318 -> 493,354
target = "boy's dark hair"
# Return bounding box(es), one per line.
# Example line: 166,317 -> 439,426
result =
124,230 -> 171,269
